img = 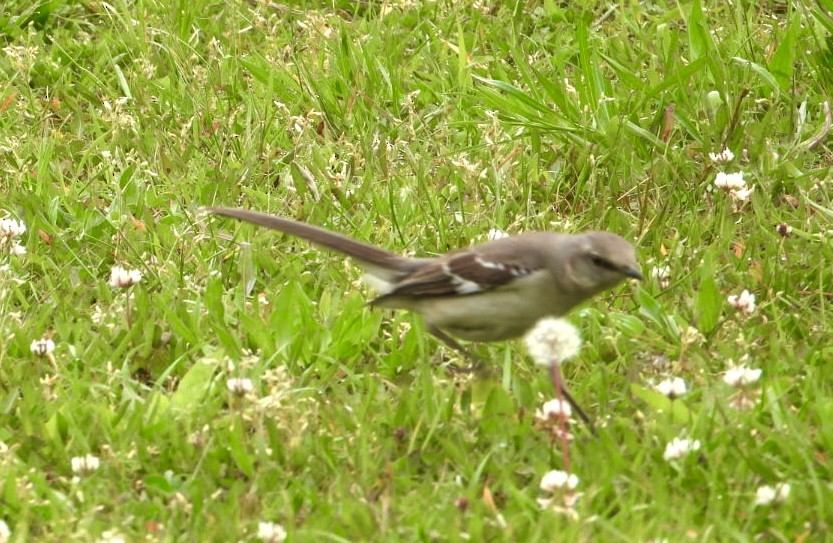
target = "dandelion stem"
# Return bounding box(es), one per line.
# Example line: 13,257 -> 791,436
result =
550,363 -> 571,472
549,364 -> 595,434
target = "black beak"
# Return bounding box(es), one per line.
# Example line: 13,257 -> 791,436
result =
623,267 -> 643,281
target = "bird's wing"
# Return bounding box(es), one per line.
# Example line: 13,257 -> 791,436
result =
370,248 -> 541,303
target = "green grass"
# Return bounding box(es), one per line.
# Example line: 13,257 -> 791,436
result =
2,0 -> 833,541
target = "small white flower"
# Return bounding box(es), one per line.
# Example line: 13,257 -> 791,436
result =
714,171 -> 746,191
10,242 -> 25,255
108,266 -> 142,288
524,318 -> 582,367
753,483 -> 789,506
723,366 -> 762,387
775,223 -> 792,237
709,148 -> 735,163
651,265 -> 671,289
654,377 -> 687,399
0,520 -> 9,543
540,470 -> 579,492
706,90 -> 723,110
730,186 -> 754,202
30,338 -> 56,357
71,454 -> 101,474
226,378 -> 254,395
0,218 -> 26,238
727,290 -> 756,315
97,530 -> 126,543
257,521 -> 287,542
651,265 -> 671,280
754,485 -> 776,506
775,482 -> 791,502
535,399 -> 572,420
486,228 -> 509,241
662,437 -> 701,461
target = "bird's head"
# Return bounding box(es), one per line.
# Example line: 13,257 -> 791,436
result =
567,232 -> 642,294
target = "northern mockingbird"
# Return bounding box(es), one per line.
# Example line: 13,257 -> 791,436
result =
208,207 -> 642,426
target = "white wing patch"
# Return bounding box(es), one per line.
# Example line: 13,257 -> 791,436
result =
442,262 -> 484,294
361,273 -> 395,294
474,256 -> 506,271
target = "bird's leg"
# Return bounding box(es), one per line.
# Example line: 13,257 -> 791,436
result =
429,325 -> 596,432
549,363 -> 596,435
427,326 -> 488,374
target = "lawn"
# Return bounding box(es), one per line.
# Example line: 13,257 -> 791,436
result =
1,0 -> 832,541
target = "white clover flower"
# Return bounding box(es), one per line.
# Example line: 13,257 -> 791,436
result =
97,530 -> 126,543
723,366 -> 762,387
486,228 -> 509,241
108,266 -> 142,288
651,265 -> 671,280
730,186 -> 754,202
775,223 -> 792,237
539,470 -> 579,492
662,437 -> 701,461
714,171 -> 746,191
257,521 -> 287,543
775,483 -> 791,502
71,454 -> 101,474
524,318 -> 581,367
651,265 -> 671,289
30,338 -> 56,357
706,90 -> 723,110
727,290 -> 756,315
0,218 -> 26,238
754,483 -> 788,506
226,378 -> 254,396
0,217 -> 26,256
535,398 -> 572,421
754,485 -> 777,506
709,148 -> 735,163
655,377 -> 687,399
0,520 -> 9,543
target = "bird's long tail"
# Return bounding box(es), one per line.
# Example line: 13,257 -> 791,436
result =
207,207 -> 420,279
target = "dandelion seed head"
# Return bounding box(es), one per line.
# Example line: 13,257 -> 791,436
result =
524,318 -> 581,367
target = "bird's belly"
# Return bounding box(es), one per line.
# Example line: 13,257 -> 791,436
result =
413,290 -> 567,342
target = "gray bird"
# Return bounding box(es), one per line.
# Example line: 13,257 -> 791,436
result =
208,207 -> 642,426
